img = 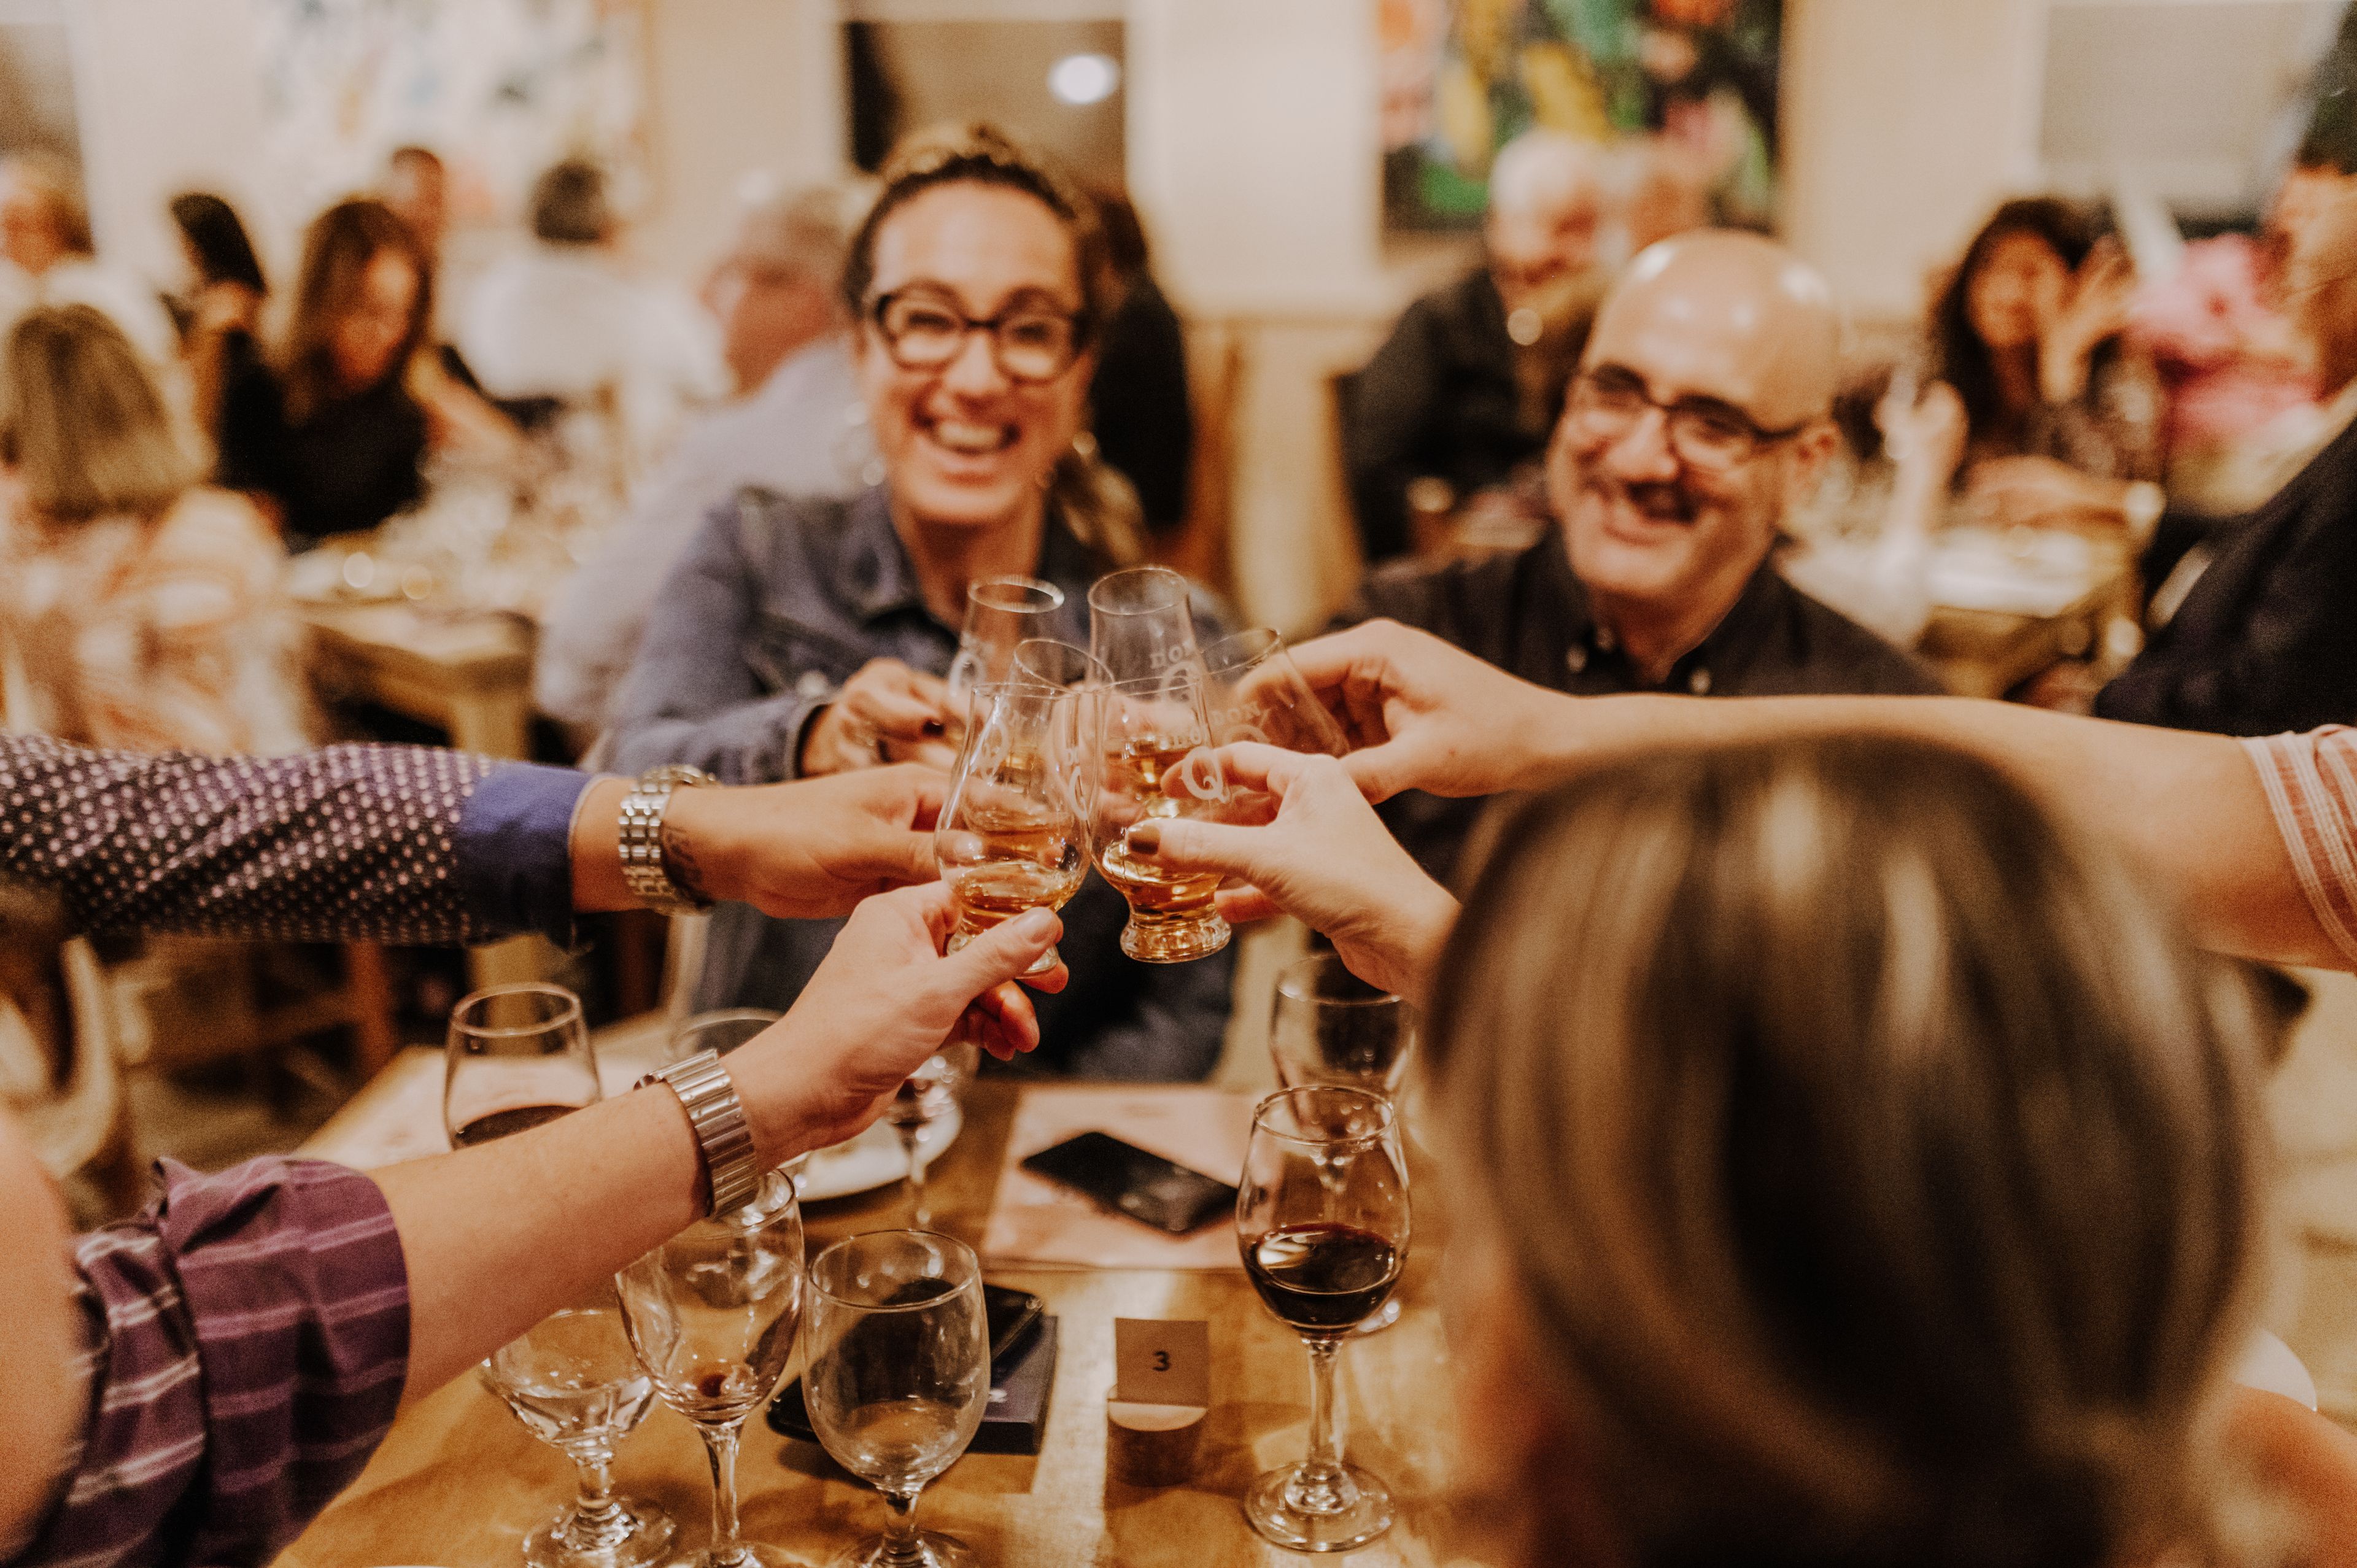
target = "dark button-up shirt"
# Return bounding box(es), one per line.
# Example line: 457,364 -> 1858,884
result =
1336,527 -> 1945,879
608,485 -> 1233,1081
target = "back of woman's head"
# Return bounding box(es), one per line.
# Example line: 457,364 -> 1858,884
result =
281,197 -> 430,422
169,191 -> 267,295
0,304 -> 198,524
1431,733 -> 2266,1568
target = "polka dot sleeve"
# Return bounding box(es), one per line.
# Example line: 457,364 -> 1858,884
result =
0,734 -> 503,945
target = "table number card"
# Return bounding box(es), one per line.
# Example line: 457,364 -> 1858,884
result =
1113,1318 -> 1212,1409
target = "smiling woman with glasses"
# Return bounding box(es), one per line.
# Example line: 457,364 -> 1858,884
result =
606,123 -> 1234,1087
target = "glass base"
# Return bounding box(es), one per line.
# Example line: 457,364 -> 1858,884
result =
1244,1461 -> 1394,1553
1350,1297 -> 1404,1336
521,1497 -> 673,1568
1119,911 -> 1231,964
684,1543 -> 803,1568
945,927 -> 1061,976
822,1530 -> 976,1568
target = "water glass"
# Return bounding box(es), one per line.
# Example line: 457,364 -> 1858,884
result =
885,1040 -> 978,1229
445,984 -> 598,1149
614,1170 -> 804,1568
482,1302 -> 674,1568
1268,954 -> 1417,1100
805,1230 -> 992,1568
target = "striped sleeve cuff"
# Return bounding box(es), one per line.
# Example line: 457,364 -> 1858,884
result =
2242,727 -> 2357,968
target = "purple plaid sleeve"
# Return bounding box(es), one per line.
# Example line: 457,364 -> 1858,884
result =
8,1159 -> 409,1568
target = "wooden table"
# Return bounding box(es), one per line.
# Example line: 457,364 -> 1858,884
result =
277,1076 -> 1487,1568
297,598 -> 551,992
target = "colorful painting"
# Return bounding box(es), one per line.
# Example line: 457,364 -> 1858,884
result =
1380,0 -> 1781,233
252,0 -> 647,225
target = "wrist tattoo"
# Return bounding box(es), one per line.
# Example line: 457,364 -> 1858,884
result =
661,825 -> 713,905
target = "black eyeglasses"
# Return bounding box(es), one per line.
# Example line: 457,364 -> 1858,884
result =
1566,366 -> 1809,473
868,288 -> 1086,384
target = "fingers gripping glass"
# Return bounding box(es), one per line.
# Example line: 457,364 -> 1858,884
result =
1568,366 -> 1810,473
870,289 -> 1084,384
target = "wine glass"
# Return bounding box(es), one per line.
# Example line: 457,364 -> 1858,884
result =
482,1300 -> 675,1568
445,983 -> 599,1149
1201,628 -> 1349,757
935,680 -> 1089,976
805,1230 -> 993,1568
947,576 -> 1066,708
667,1009 -> 810,1194
1268,954 -> 1418,1335
614,1168 -> 803,1568
1086,564 -> 1201,685
1237,1087 -> 1411,1553
886,1040 -> 978,1229
1090,666 -> 1236,963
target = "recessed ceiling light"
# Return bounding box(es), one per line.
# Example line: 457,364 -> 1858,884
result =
1048,52 -> 1120,107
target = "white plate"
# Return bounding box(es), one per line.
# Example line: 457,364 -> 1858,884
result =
797,1103 -> 962,1202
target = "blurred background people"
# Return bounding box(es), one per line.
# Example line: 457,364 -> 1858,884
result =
0,155 -> 176,370
165,191 -> 269,436
1338,231 -> 1938,881
457,157 -> 724,463
536,185 -> 876,736
0,305 -> 306,756
608,125 -> 1229,1082
1085,187 -> 1193,537
380,145 -> 449,271
1344,129 -> 1610,563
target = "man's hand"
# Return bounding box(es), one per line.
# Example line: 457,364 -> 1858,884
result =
1288,619 -> 1576,802
661,765 -> 946,919
800,658 -> 962,776
726,884 -> 1066,1162
1131,743 -> 1456,1004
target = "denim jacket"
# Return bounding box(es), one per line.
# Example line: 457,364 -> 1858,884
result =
608,484 -> 1233,1081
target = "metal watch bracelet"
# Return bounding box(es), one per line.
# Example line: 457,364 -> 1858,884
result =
617,764 -> 714,916
641,1048 -> 760,1216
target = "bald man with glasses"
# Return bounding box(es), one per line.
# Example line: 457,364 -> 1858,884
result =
1336,230 -> 1940,880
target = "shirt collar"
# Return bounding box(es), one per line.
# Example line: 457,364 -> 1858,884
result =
1550,528 -> 1789,696
836,484 -> 1102,629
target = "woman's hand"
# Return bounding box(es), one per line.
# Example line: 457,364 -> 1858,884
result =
800,658 -> 962,776
1878,378 -> 1967,489
2039,236 -> 2137,405
1129,742 -> 1457,1003
726,884 -> 1066,1164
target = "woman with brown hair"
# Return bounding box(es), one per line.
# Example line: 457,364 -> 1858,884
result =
1134,729 -> 2357,1566
0,304 -> 307,755
610,123 -> 1231,1082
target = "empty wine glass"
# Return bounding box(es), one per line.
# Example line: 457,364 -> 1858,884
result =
805,1230 -> 992,1568
886,1040 -> 978,1229
1201,628 -> 1349,757
445,984 -> 598,1149
1237,1087 -> 1411,1553
1086,565 -> 1201,685
1090,666 -> 1237,963
946,576 -> 1066,708
482,1300 -> 675,1568
936,680 -> 1089,976
1269,954 -> 1418,1334
614,1169 -> 803,1568
666,1009 -> 809,1193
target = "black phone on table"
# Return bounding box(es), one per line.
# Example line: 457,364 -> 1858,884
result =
1018,1130 -> 1239,1236
765,1283 -> 1047,1445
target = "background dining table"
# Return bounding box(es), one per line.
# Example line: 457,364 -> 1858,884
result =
273,1068 -> 1496,1568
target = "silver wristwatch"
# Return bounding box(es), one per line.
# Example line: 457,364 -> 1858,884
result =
617,764 -> 714,915
641,1049 -> 760,1216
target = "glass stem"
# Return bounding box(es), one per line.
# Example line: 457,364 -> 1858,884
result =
877,1487 -> 928,1568
898,1122 -> 930,1228
1304,1336 -> 1345,1480
700,1421 -> 748,1567
560,1446 -> 625,1547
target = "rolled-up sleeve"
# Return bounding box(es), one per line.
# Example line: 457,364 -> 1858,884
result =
12,1158 -> 409,1568
2243,726 -> 2357,968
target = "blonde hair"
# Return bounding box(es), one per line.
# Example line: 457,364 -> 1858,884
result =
0,306 -> 199,524
1431,734 -> 2267,1568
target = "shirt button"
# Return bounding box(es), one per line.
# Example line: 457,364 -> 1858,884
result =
1687,668 -> 1713,695
797,671 -> 832,700
1565,646 -> 1588,674
1594,627 -> 1617,653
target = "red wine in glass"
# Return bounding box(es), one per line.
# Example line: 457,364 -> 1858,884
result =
1244,1222 -> 1401,1336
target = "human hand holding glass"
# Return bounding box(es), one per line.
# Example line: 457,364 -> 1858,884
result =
804,1230 -> 993,1568
1237,1087 -> 1411,1553
614,1170 -> 803,1568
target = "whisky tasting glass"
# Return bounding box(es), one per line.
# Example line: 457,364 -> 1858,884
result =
1201,627 -> 1349,758
805,1230 -> 993,1568
444,983 -> 598,1150
1268,954 -> 1419,1334
614,1170 -> 803,1568
1237,1087 -> 1411,1552
936,680 -> 1090,976
1091,666 -> 1236,963
665,1009 -> 810,1193
1086,564 -> 1201,686
947,576 -> 1066,709
886,1039 -> 978,1229
482,1300 -> 675,1568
